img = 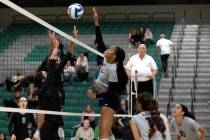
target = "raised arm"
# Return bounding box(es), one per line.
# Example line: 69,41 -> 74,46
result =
67,25 -> 78,54
59,25 -> 78,71
48,30 -> 59,60
93,7 -> 107,53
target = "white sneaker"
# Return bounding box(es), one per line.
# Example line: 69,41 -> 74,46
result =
58,127 -> 65,138
33,130 -> 40,140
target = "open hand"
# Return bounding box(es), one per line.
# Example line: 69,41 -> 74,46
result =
92,7 -> 99,26
72,25 -> 78,38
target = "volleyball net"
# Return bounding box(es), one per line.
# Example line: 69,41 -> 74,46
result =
0,0 -> 133,134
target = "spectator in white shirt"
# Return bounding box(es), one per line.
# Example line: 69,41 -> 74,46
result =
156,34 -> 175,78
64,61 -> 75,84
126,44 -> 157,95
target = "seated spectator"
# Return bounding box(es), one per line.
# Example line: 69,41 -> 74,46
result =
27,83 -> 39,109
81,104 -> 96,129
73,104 -> 96,129
5,71 -> 24,92
112,97 -> 130,139
129,27 -> 138,47
139,27 -> 145,43
3,90 -> 21,118
0,132 -> 6,140
75,119 -> 94,140
64,61 -> 76,85
75,52 -> 89,83
144,28 -> 154,48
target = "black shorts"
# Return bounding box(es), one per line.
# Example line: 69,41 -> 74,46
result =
99,95 -> 120,111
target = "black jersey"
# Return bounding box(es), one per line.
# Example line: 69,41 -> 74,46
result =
8,112 -> 36,140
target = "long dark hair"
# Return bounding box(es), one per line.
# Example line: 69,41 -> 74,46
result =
136,92 -> 166,139
115,46 -> 128,93
180,104 -> 195,120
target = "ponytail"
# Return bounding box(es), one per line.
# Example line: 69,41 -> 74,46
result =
137,93 -> 166,139
180,104 -> 195,120
115,46 -> 128,93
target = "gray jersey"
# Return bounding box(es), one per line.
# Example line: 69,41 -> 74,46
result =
95,62 -> 118,93
132,111 -> 171,140
171,117 -> 200,140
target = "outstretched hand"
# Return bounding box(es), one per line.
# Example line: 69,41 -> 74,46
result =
87,89 -> 96,99
48,30 -> 59,49
67,25 -> 78,53
92,7 -> 99,26
72,25 -> 78,38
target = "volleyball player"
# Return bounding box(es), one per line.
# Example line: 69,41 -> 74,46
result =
171,104 -> 206,140
130,92 -> 171,140
9,97 -> 36,140
33,26 -> 78,140
87,7 -> 128,140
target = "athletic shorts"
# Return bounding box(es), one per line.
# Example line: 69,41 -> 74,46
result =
99,95 -> 120,111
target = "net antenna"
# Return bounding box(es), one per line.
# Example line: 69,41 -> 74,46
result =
0,0 -> 104,58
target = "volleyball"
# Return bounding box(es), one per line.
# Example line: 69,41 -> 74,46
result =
67,3 -> 84,19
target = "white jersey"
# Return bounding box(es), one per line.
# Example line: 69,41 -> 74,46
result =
156,38 -> 173,55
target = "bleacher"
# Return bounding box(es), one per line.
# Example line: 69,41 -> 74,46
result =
0,20 -> 174,139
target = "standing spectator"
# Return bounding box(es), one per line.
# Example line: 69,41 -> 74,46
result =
0,132 -> 6,140
156,34 -> 176,78
130,92 -> 171,140
144,28 -> 154,49
75,52 -> 89,83
8,97 -> 37,140
126,43 -> 157,95
75,119 -> 94,140
171,104 -> 206,140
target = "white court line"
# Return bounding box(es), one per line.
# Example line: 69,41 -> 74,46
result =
0,0 -> 104,58
0,107 -> 132,118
